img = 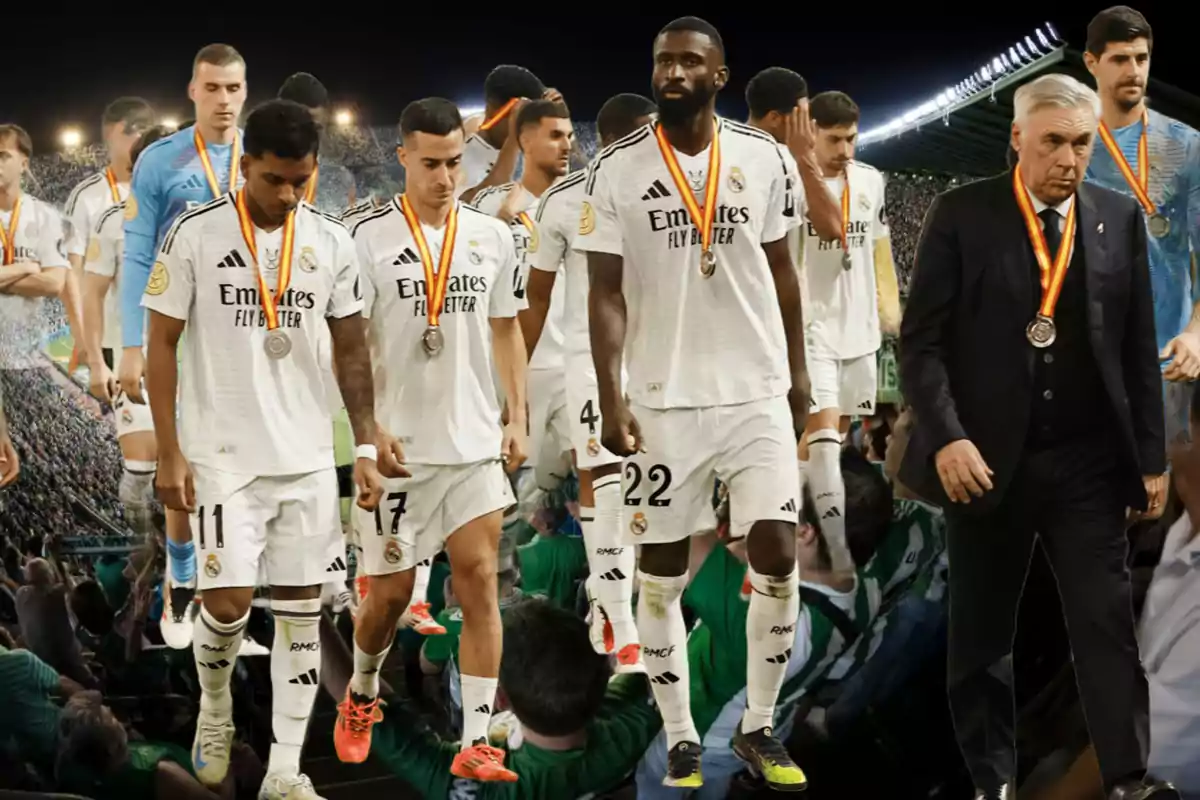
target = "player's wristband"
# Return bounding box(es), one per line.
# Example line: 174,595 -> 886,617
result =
355,444 -> 378,462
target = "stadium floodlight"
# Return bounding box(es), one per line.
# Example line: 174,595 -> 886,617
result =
59,128 -> 82,149
1016,42 -> 1031,61
458,105 -> 485,119
992,56 -> 1005,74
1045,22 -> 1061,44
1009,46 -> 1022,65
1001,53 -> 1014,71
1036,27 -> 1052,49
160,117 -> 179,131
1026,35 -> 1042,56
334,109 -> 354,127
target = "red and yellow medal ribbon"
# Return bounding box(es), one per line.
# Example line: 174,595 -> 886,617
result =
194,127 -> 241,199
235,188 -> 295,332
304,165 -> 318,204
839,178 -> 851,253
399,194 -> 459,330
0,197 -> 21,265
1012,169 -> 1077,319
1097,111 -> 1156,217
479,98 -> 520,132
516,211 -> 534,234
653,117 -> 721,259
104,167 -> 122,204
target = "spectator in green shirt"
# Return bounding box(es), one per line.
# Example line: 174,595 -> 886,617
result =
517,528 -> 587,610
0,634 -> 83,773
321,597 -> 662,798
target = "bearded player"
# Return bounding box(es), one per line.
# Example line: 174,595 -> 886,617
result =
145,100 -> 383,800
335,98 -> 527,784
524,92 -> 656,670
119,43 -> 249,648
82,124 -> 172,537
579,17 -> 809,791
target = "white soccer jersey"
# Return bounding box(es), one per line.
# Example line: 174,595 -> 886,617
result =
353,200 -> 521,465
141,195 -> 363,476
458,134 -> 499,198
64,170 -> 128,257
575,119 -> 799,409
775,142 -> 813,327
472,181 -> 566,371
0,194 -> 69,369
530,171 -> 588,360
340,198 -> 376,229
83,201 -> 127,350
801,160 -> 888,359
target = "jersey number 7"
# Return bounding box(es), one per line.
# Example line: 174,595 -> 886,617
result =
373,492 -> 408,536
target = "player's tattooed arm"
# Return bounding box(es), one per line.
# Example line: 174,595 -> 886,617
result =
328,313 -> 377,446
587,251 -> 627,411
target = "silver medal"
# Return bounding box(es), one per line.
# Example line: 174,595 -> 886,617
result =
421,325 -> 444,356
841,252 -> 853,270
1148,213 -> 1170,238
1025,315 -> 1056,348
264,329 -> 292,359
700,248 -> 716,278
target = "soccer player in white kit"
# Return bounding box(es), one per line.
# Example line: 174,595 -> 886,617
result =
64,97 -> 155,376
457,64 -> 551,204
334,98 -> 527,785
524,92 -> 657,669
0,124 -> 70,371
83,124 -> 172,537
578,17 -> 810,792
473,99 -> 574,489
796,91 -> 899,580
143,100 -> 384,800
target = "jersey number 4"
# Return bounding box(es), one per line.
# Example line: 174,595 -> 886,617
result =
579,400 -> 600,434
624,463 -> 673,507
374,492 -> 408,536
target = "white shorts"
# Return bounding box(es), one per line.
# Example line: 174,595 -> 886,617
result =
808,342 -> 878,415
353,459 -> 514,577
564,354 -> 621,471
625,395 -> 800,544
191,465 -> 345,590
528,367 -> 572,488
113,389 -> 154,438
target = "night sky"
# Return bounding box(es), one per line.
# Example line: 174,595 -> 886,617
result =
7,6 -> 1191,150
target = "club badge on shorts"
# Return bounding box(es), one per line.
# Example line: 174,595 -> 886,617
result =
586,437 -> 601,457
630,511 -> 648,536
204,554 -> 221,578
384,539 -> 403,565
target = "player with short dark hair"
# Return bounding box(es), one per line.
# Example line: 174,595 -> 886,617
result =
337,97 -> 527,784
1084,6 -> 1200,445
458,64 -> 558,204
279,72 -> 330,124
118,44 -> 250,651
525,92 -> 656,672
144,99 -> 383,800
579,16 -> 809,791
60,97 -> 154,379
83,124 -> 172,538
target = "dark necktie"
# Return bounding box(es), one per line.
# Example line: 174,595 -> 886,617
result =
1039,208 -> 1062,254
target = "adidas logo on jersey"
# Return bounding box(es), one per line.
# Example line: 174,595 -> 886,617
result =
650,671 -> 680,685
217,250 -> 247,269
326,557 -> 347,573
641,179 -> 671,201
393,247 -> 421,266
779,498 -> 797,513
180,173 -> 208,192
289,668 -> 319,685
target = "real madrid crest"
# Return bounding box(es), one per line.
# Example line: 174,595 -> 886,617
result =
124,194 -> 138,221
86,237 -> 101,263
121,408 -> 133,425
384,539 -> 403,565
469,242 -> 483,265
630,511 -> 648,536
204,554 -> 221,578
579,201 -> 596,236
299,245 -> 318,273
145,261 -> 169,296
586,437 -> 601,457
857,193 -> 871,212
727,167 -> 745,193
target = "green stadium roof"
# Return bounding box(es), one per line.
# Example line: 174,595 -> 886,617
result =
857,47 -> 1200,177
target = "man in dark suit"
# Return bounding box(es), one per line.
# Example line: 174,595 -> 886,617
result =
899,73 -> 1175,800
